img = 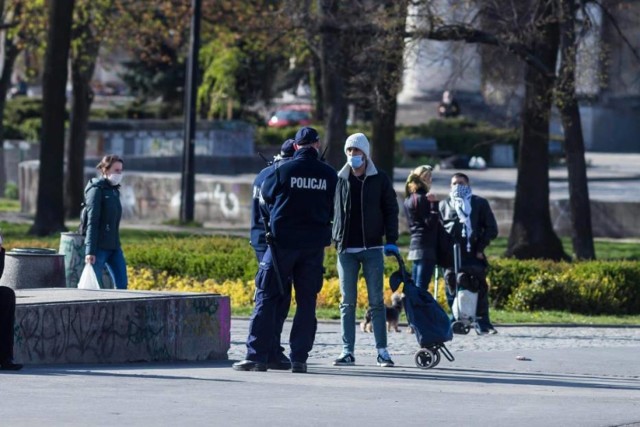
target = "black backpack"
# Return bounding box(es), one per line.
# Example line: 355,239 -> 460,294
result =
78,180 -> 105,236
78,202 -> 89,236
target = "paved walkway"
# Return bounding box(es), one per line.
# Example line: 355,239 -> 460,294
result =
2,318 -> 639,426
394,152 -> 640,202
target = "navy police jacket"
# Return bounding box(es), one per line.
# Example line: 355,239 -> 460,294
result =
261,147 -> 337,249
250,158 -> 291,253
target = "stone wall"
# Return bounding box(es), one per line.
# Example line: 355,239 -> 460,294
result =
15,289 -> 231,364
20,161 -> 252,226
18,161 -> 640,237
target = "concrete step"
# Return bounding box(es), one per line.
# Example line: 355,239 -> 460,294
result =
14,289 -> 230,365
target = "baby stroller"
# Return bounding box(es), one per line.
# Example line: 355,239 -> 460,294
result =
447,243 -> 484,335
389,252 -> 454,369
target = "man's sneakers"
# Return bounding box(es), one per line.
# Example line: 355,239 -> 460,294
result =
376,349 -> 394,367
333,351 -> 394,367
333,353 -> 356,366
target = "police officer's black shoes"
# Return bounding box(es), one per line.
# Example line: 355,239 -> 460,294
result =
291,362 -> 307,373
232,360 -> 267,372
267,358 -> 292,370
0,360 -> 23,371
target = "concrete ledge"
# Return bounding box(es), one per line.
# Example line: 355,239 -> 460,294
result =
14,289 -> 230,365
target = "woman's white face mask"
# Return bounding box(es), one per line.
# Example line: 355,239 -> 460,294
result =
107,173 -> 123,186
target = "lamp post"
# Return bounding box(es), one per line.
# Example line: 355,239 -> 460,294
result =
180,0 -> 202,223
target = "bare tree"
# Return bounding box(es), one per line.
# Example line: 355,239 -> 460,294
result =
317,0 -> 348,169
555,0 -> 595,259
0,1 -> 22,197
66,0 -> 114,218
506,2 -> 567,260
30,0 -> 75,236
369,0 -> 409,178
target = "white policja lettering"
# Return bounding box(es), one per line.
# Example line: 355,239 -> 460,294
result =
290,177 -> 327,190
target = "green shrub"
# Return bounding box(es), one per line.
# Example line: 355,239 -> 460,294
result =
125,236 -> 258,282
487,259 -> 565,308
505,274 -> 575,312
4,182 -> 18,200
396,118 -> 519,161
3,98 -> 46,141
491,259 -> 640,315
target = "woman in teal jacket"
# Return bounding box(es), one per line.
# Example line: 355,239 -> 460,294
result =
84,154 -> 127,289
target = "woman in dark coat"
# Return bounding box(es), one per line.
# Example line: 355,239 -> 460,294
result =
84,154 -> 128,289
403,165 -> 439,291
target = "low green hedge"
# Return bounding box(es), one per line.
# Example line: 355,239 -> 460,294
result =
397,118 -> 519,161
124,236 -> 640,316
124,235 -> 399,282
489,259 -> 640,315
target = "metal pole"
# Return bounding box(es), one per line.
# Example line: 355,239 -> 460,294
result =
180,0 -> 202,222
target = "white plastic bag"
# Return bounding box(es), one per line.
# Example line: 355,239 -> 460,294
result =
452,289 -> 478,323
77,264 -> 101,290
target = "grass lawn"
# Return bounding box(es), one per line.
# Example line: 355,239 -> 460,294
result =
0,198 -> 20,212
2,219 -> 639,325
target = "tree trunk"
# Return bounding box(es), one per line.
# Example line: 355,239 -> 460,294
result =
0,41 -> 20,197
556,0 -> 595,260
370,0 -> 408,179
318,0 -> 348,169
66,33 -> 100,218
506,21 -> 568,260
310,52 -> 324,122
30,0 -> 75,236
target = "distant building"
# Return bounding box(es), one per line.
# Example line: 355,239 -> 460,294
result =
399,1 -> 640,153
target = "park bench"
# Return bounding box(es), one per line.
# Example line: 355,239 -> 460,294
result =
400,138 -> 452,161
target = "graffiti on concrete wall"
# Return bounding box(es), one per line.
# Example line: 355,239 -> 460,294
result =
16,305 -> 119,362
14,295 -> 230,364
170,184 -> 240,218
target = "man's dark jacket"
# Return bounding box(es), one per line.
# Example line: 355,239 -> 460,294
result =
332,160 -> 399,253
439,194 -> 498,255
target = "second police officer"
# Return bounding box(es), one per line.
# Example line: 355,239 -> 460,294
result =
233,127 -> 337,374
248,139 -> 296,370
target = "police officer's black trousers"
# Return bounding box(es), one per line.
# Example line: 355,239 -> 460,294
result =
0,286 -> 16,363
246,246 -> 324,364
254,248 -> 291,362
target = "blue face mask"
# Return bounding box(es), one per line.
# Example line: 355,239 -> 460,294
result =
347,155 -> 364,169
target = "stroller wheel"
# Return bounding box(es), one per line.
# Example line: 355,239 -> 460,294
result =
414,348 -> 437,369
452,321 -> 470,335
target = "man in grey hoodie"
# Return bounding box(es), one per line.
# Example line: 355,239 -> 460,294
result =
331,133 -> 399,368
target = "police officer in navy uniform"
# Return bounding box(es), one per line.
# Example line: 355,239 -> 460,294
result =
234,127 -> 337,373
250,139 -> 295,262
248,139 -> 295,370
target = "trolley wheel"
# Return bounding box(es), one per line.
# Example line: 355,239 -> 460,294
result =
414,348 -> 437,369
426,346 -> 442,368
452,321 -> 470,335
